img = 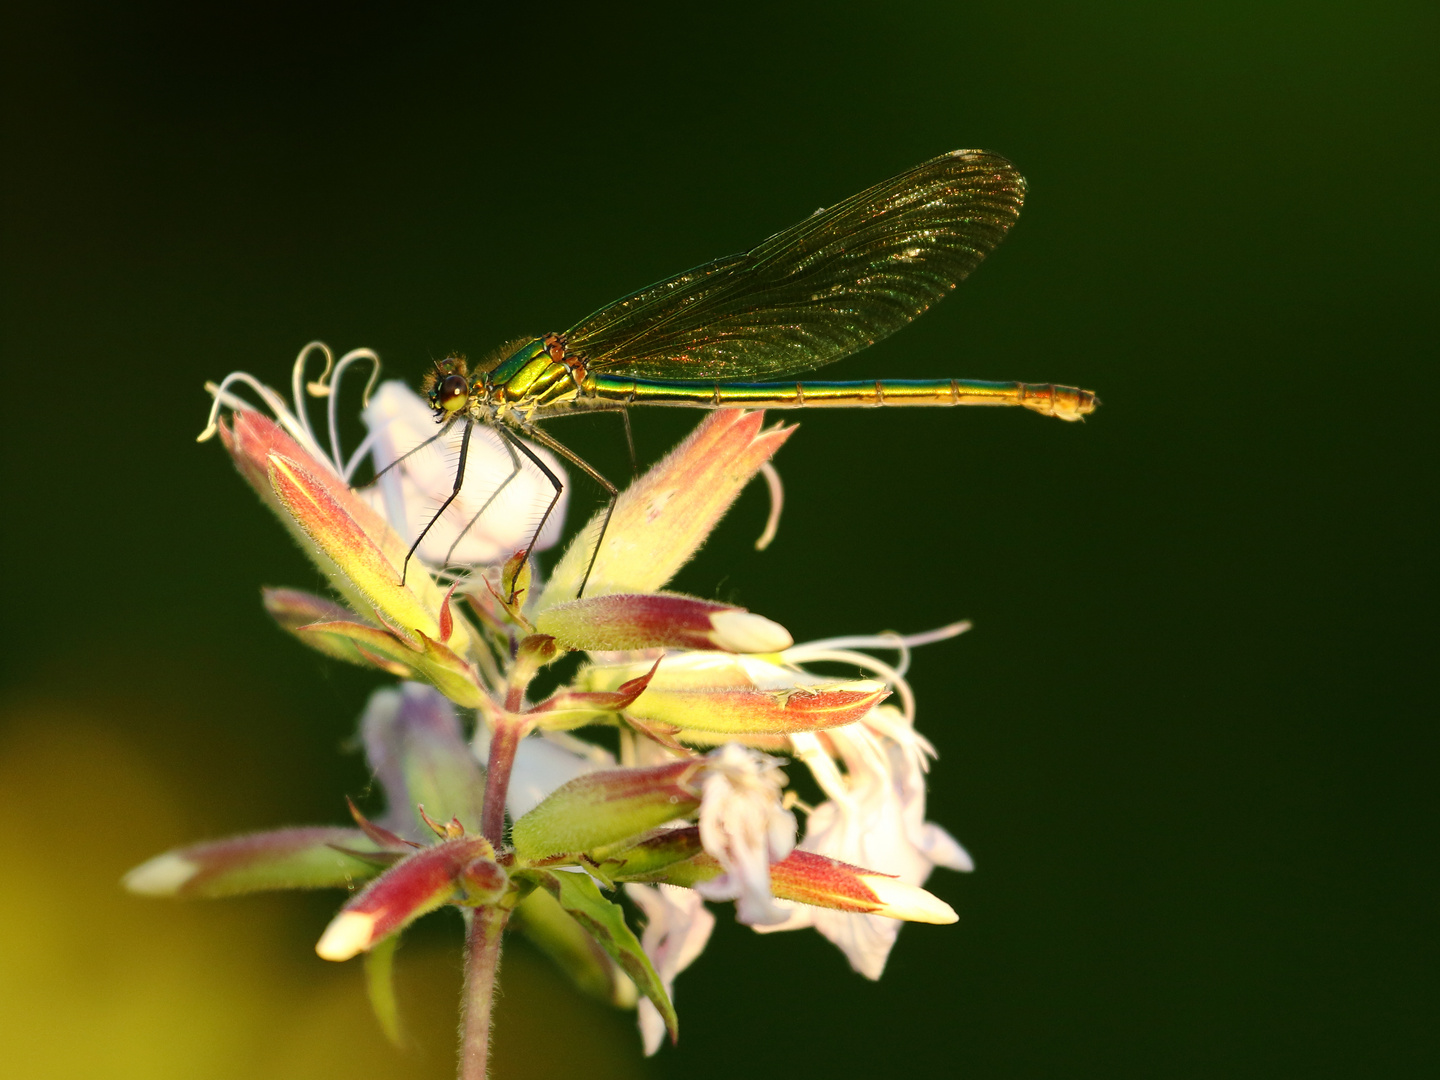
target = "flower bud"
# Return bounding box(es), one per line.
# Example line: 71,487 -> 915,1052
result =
627,681 -> 889,735
537,592 -> 792,654
608,829 -> 956,924
511,760 -> 704,862
124,827 -> 392,898
298,620 -> 485,708
541,410 -> 793,605
315,835 -> 500,961
769,850 -> 957,924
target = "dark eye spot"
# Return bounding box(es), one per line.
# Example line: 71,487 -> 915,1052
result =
440,374 -> 469,403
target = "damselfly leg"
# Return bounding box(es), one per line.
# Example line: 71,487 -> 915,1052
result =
400,419 -> 473,585
442,434 -> 522,567
517,424 -> 619,602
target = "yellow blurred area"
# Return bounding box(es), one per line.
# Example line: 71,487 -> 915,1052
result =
0,699 -> 650,1080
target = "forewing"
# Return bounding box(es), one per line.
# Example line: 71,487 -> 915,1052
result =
565,150 -> 1026,380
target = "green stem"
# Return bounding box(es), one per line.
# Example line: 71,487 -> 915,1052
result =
459,904 -> 510,1080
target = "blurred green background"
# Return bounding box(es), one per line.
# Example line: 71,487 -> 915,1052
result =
1,2 -> 1434,1077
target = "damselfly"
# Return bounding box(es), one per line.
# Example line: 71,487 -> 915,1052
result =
385,150 -> 1098,596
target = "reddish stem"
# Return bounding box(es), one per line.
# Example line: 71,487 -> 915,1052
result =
480,716 -> 523,847
458,904 -> 510,1080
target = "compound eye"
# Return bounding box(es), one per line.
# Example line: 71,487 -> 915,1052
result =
437,373 -> 470,413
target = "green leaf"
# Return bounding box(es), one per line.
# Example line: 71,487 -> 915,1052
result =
511,889 -> 637,1008
364,933 -> 403,1047
522,869 -> 678,1042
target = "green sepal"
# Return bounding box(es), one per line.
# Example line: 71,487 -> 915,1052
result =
595,826 -> 707,882
262,588 -> 410,675
299,620 -> 484,707
364,933 -> 403,1047
520,869 -> 678,1043
511,760 -> 701,865
510,888 -> 638,1008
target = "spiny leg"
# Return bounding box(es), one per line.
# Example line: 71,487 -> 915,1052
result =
496,426 -> 568,604
443,432 -> 523,565
401,418 -> 473,585
364,417 -> 457,488
521,424 -> 619,600
615,408 -> 638,479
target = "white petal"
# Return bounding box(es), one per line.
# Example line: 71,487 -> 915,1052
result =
625,884 -> 715,1056
122,852 -> 198,896
361,380 -> 567,566
693,744 -> 796,925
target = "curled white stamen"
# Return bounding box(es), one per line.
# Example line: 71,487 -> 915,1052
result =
198,371 -> 292,443
290,342 -> 334,456
791,621 -> 971,678
198,343 -> 387,488
323,348 -> 381,478
754,461 -> 785,551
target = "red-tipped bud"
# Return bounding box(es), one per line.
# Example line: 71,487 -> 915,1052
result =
605,828 -> 956,924
541,410 -> 794,604
537,592 -> 793,654
263,588 -> 410,674
769,850 -> 957,924
314,835 -> 501,961
123,827 -> 396,898
297,620 -> 485,708
627,681 -> 890,735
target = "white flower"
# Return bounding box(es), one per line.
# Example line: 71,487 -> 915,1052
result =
200,343 -> 567,573
693,744 -> 797,926
751,624 -> 974,978
360,379 -> 567,567
623,884 -> 715,1056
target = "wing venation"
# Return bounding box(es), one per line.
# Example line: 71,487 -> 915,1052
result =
563,150 -> 1026,380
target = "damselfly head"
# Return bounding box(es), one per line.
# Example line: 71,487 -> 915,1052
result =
421,355 -> 472,418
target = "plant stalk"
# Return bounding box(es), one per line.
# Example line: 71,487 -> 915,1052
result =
481,715 -> 524,846
459,904 -> 510,1080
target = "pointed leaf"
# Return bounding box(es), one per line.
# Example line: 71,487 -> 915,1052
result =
511,888 -> 638,1008
523,869 -> 678,1043
528,659 -> 661,729
364,933 -> 404,1046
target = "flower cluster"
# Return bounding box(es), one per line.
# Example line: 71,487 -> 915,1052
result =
128,342 -> 974,1073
